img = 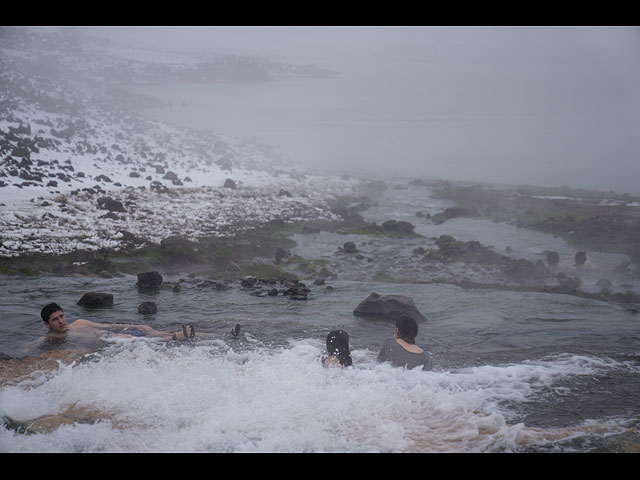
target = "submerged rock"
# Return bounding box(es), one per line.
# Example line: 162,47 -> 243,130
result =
353,293 -> 427,322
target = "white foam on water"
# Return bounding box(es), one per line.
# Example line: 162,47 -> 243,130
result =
0,339 -> 634,453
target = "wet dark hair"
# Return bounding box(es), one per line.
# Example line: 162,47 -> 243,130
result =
395,315 -> 419,344
326,329 -> 352,366
41,302 -> 63,323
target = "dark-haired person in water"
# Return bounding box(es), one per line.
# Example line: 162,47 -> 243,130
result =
41,302 -> 195,341
377,315 -> 432,370
321,329 -> 352,367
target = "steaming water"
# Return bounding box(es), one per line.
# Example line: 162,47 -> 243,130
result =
1,183 -> 639,452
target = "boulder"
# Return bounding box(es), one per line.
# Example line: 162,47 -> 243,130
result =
574,251 -> 587,267
546,251 -> 560,267
137,271 -> 163,289
381,219 -> 415,234
240,276 -> 258,288
343,241 -> 357,253
150,180 -> 168,192
283,280 -> 310,300
162,171 -> 179,181
223,178 -> 237,189
138,301 -> 157,314
77,292 -> 114,309
97,196 -> 126,212
353,293 -> 427,322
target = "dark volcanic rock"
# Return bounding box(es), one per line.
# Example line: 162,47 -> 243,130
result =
97,196 -> 126,212
283,280 -> 310,300
353,293 -> 427,322
574,251 -> 587,267
546,251 -> 560,267
240,276 -> 258,288
381,219 -> 415,234
138,301 -> 157,314
137,271 -> 163,289
162,171 -> 179,181
343,241 -> 357,253
223,178 -> 237,189
77,292 -> 114,309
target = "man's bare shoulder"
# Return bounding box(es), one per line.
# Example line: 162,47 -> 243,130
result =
68,319 -> 99,330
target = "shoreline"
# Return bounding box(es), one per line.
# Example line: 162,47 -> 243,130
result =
3,180 -> 640,313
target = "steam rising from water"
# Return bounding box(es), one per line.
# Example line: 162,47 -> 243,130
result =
1,339 -> 633,452
87,26 -> 640,195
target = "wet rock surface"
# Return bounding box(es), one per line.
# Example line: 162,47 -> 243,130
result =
353,293 -> 428,322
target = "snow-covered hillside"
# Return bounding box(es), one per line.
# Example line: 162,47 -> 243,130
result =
0,27 -> 359,257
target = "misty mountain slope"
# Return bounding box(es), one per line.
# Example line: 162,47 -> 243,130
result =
0,31 -> 286,186
0,27 -> 358,257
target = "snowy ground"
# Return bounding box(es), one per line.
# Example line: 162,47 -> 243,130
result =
0,28 -> 363,258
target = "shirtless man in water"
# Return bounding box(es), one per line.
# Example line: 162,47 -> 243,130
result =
41,302 -> 195,341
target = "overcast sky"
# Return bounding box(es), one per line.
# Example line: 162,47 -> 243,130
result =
82,26 -> 640,194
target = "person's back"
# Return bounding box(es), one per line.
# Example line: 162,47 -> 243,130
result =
377,337 -> 432,370
376,315 -> 432,371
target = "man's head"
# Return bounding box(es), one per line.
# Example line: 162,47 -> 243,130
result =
41,302 -> 68,333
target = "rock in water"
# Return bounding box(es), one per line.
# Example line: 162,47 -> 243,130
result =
77,292 -> 114,308
137,271 -> 163,289
138,301 -> 157,314
546,251 -> 560,267
343,241 -> 357,253
353,293 -> 427,322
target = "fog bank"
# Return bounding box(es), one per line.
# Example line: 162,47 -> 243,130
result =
84,27 -> 640,194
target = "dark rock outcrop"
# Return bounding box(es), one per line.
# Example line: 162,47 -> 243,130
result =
138,301 -> 157,314
77,292 -> 114,309
343,241 -> 357,253
283,280 -> 310,300
381,219 -> 415,234
353,293 -> 427,322
97,196 -> 126,212
574,251 -> 587,267
137,271 -> 163,289
240,276 -> 258,288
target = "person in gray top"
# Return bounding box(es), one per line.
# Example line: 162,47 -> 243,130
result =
377,315 -> 432,371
